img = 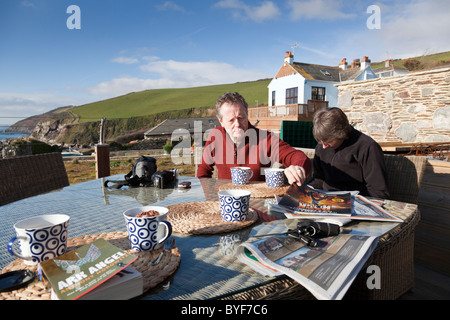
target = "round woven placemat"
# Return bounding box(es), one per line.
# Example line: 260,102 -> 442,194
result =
166,201 -> 258,235
0,231 -> 180,300
219,181 -> 289,198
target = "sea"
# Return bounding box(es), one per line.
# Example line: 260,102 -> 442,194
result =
0,125 -> 28,142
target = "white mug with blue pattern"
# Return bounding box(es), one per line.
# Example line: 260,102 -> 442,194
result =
8,214 -> 70,265
230,167 -> 254,185
123,206 -> 172,252
264,168 -> 285,188
218,190 -> 251,222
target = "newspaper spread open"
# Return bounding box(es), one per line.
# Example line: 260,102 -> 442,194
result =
237,233 -> 378,300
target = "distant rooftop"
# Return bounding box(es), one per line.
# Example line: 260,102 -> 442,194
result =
291,62 -> 341,82
279,52 -> 375,83
144,117 -> 220,136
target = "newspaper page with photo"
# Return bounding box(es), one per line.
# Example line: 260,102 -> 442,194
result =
237,233 -> 378,300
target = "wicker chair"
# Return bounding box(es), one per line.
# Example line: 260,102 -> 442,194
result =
0,153 -> 69,206
384,154 -> 427,204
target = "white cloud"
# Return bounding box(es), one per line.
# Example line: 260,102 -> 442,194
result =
297,43 -> 336,59
112,56 -> 139,64
141,58 -> 272,84
287,0 -> 355,20
21,1 -> 35,8
0,93 -> 80,125
214,0 -> 281,22
373,0 -> 450,58
89,58 -> 271,96
142,56 -> 160,62
89,77 -> 176,96
155,1 -> 187,13
333,0 -> 450,62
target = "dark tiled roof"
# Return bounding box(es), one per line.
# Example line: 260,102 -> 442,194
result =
339,68 -> 364,81
144,117 -> 220,136
291,62 -> 341,82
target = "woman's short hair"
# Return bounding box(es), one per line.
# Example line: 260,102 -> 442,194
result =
215,92 -> 248,120
312,107 -> 352,143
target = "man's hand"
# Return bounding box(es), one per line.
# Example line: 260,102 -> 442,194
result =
284,165 -> 306,186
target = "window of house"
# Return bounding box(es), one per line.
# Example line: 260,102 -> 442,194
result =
320,69 -> 331,77
311,87 -> 326,101
272,91 -> 276,106
286,87 -> 298,105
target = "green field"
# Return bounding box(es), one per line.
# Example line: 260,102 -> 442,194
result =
371,51 -> 450,70
72,79 -> 271,123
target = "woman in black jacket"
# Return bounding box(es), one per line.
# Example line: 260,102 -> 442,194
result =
308,107 -> 389,199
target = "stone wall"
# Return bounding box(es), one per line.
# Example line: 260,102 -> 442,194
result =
1,141 -> 32,158
337,67 -> 450,144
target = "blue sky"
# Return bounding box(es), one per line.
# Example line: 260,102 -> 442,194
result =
1,0 -> 449,125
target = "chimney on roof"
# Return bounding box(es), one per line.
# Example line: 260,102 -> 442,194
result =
339,58 -> 348,70
361,56 -> 371,69
385,59 -> 393,67
351,59 -> 361,69
284,51 -> 294,64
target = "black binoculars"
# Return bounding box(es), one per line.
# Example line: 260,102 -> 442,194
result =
288,221 -> 341,247
297,221 -> 341,237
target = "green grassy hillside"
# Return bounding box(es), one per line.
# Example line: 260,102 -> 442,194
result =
371,51 -> 450,71
72,79 -> 271,123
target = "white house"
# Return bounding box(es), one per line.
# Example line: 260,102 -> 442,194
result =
267,52 -> 378,109
373,59 -> 409,78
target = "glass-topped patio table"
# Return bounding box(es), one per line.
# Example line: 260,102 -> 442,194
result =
0,175 -> 419,300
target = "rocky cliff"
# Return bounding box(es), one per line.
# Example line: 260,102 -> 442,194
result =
9,106 -> 216,147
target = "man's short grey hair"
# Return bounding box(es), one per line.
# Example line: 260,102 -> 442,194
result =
312,107 -> 352,143
215,92 -> 248,120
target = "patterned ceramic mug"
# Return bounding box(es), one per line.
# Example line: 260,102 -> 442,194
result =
218,190 -> 251,222
8,214 -> 70,266
230,167 -> 254,185
264,168 -> 285,188
123,206 -> 172,251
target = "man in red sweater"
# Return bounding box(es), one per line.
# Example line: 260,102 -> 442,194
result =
196,92 -> 311,186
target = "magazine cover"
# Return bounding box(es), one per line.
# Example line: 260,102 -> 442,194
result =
39,238 -> 137,300
274,194 -> 403,223
278,184 -> 352,215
